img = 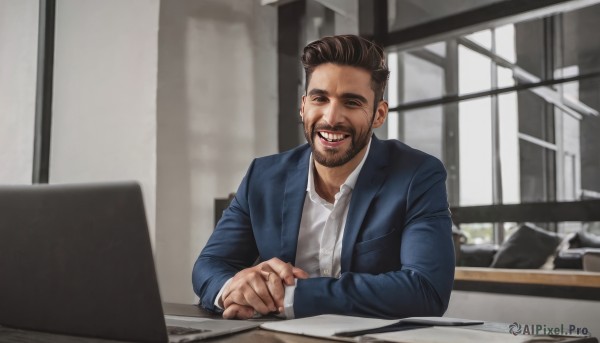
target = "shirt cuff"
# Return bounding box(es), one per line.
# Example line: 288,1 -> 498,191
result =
283,279 -> 297,319
214,278 -> 233,310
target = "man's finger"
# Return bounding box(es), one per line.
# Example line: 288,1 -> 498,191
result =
223,290 -> 246,309
248,275 -> 277,313
263,271 -> 285,311
292,267 -> 309,279
223,283 -> 272,314
221,287 -> 232,304
262,258 -> 295,285
259,270 -> 272,281
223,304 -> 254,319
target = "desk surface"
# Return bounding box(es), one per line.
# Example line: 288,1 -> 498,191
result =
455,267 -> 600,287
454,267 -> 600,301
0,302 -> 597,343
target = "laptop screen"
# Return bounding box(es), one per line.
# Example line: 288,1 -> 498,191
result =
0,182 -> 168,343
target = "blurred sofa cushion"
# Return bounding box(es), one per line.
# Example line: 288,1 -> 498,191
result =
553,248 -> 585,270
458,244 -> 497,267
569,231 -> 600,248
491,223 -> 562,269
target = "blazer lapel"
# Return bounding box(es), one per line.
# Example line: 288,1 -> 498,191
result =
341,136 -> 388,273
280,148 -> 310,264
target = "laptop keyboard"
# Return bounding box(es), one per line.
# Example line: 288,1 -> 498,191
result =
167,326 -> 211,336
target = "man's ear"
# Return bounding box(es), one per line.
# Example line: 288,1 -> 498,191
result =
372,100 -> 388,129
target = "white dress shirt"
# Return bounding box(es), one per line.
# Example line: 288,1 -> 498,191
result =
283,139 -> 371,318
216,140 -> 372,319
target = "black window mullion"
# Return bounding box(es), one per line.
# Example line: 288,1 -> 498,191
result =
32,0 -> 56,184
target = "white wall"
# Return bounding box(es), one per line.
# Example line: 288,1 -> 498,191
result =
49,0 -> 160,246
447,291 -> 600,337
155,0 -> 278,303
0,0 -> 38,184
1,0 -> 277,305
38,0 -> 277,304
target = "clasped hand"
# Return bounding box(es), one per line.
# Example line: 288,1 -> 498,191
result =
220,257 -> 308,319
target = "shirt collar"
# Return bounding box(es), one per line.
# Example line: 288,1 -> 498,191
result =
306,138 -> 372,200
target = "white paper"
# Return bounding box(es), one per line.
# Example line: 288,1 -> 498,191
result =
365,326 -> 558,343
260,314 -> 398,337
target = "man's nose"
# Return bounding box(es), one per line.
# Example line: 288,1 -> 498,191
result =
322,101 -> 343,126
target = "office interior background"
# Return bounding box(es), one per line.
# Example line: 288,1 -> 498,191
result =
1,0 -> 599,334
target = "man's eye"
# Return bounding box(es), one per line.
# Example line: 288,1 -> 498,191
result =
312,97 -> 327,102
346,101 -> 362,107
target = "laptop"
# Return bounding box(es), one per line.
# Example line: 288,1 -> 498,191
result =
0,182 -> 259,342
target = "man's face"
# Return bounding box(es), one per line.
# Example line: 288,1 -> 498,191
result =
301,63 -> 387,168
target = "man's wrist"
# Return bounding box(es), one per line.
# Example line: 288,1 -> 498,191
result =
214,278 -> 233,310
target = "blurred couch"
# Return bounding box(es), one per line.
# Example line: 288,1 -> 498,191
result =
456,223 -> 600,272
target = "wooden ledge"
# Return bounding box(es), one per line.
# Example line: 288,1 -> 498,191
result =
455,267 -> 600,288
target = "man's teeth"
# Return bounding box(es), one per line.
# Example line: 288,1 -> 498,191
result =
320,132 -> 346,142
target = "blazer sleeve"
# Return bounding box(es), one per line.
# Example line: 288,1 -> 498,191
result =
292,156 -> 455,318
192,160 -> 259,313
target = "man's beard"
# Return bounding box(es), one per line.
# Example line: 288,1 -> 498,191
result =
304,122 -> 372,168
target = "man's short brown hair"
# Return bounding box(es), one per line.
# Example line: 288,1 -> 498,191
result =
301,35 -> 390,106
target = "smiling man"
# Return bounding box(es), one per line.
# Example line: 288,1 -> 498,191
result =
192,35 -> 455,320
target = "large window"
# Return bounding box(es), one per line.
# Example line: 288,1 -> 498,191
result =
383,3 -> 600,243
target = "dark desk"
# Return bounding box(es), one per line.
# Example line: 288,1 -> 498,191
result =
1,303 -> 597,343
163,303 -> 335,343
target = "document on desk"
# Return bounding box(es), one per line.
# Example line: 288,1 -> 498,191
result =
259,315 -> 484,341
365,326 -> 560,343
260,315 -> 397,341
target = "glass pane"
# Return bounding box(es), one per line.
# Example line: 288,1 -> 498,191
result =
495,24 -> 516,63
385,51 -> 400,140
519,139 -> 555,203
563,152 -> 577,200
561,4 -> 600,83
401,107 -> 444,161
586,222 -> 600,235
514,18 -> 546,81
0,1 -> 39,184
497,65 -> 514,88
460,223 -> 493,245
556,108 -> 581,202
424,41 -> 446,57
459,97 -> 493,206
402,53 -> 445,102
581,111 -> 600,196
459,45 -> 491,95
517,90 -> 554,143
386,44 -> 449,105
498,92 -> 520,204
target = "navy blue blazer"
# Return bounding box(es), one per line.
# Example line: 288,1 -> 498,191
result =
192,136 -> 455,318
